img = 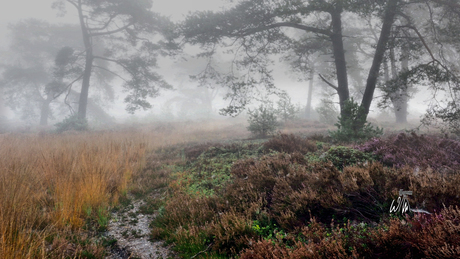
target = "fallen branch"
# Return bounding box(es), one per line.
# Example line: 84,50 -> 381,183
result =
190,242 -> 214,259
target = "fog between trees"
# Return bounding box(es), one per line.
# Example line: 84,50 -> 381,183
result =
0,0 -> 459,135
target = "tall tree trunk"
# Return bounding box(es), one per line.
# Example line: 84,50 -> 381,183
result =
78,51 -> 93,120
0,89 -> 4,120
39,97 -> 52,126
305,66 -> 314,119
76,0 -> 94,120
394,44 -> 409,123
394,95 -> 407,123
360,0 -> 400,120
389,42 -> 409,124
329,3 -> 349,113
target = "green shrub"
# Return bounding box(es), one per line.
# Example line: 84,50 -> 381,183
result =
316,98 -> 339,125
55,115 -> 88,133
322,146 -> 375,170
247,103 -> 280,137
276,92 -> 300,123
329,99 -> 382,143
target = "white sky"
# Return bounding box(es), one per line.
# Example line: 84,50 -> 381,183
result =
0,0 -> 228,46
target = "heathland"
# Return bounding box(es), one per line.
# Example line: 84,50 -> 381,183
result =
1,119 -> 460,258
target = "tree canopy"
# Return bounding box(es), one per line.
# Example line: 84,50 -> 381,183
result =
0,20 -> 84,125
182,0 -> 402,131
53,0 -> 179,119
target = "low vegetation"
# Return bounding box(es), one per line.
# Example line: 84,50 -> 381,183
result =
0,120 -> 249,258
2,120 -> 460,258
151,131 -> 460,258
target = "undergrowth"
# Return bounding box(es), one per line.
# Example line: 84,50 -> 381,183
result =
0,120 -> 250,258
5,122 -> 460,258
152,133 -> 460,258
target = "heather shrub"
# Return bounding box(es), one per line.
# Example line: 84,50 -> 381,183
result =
240,218 -> 356,258
157,142 -> 460,257
322,146 -> 375,170
175,142 -> 263,197
239,239 -> 292,259
241,206 -> 460,258
151,191 -> 224,257
263,133 -> 317,154
384,166 -> 460,212
361,206 -> 460,258
152,192 -> 221,235
170,225 -> 211,257
199,142 -> 263,159
225,153 -> 387,228
307,133 -> 332,143
358,132 -> 460,172
209,211 -> 257,254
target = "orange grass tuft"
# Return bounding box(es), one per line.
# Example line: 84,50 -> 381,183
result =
0,119 -> 253,258
0,132 -> 148,258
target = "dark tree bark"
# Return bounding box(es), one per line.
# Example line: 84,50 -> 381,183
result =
330,3 -> 349,112
360,0 -> 400,120
76,0 -> 93,120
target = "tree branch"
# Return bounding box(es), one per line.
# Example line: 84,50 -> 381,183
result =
64,80 -> 75,115
318,73 -> 338,91
400,25 -> 437,62
66,0 -> 79,9
235,22 -> 332,37
88,13 -> 120,32
430,0 -> 460,16
53,74 -> 84,100
93,65 -> 128,82
93,56 -> 133,73
89,22 -> 134,37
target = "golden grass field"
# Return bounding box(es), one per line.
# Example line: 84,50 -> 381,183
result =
0,118 -> 259,258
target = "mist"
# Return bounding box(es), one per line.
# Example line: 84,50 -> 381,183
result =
0,0 -> 455,135
4,1 -> 460,258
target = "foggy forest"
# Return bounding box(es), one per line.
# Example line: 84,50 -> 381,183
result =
1,0 -> 460,258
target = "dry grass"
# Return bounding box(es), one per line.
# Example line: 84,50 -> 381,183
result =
0,119 -> 252,258
0,132 -> 148,258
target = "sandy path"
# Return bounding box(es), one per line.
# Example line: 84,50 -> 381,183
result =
105,197 -> 176,259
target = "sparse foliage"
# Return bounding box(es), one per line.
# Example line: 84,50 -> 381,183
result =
247,102 -> 280,138
276,91 -> 300,123
0,20 -> 83,125
316,98 -> 339,125
54,115 -> 88,133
